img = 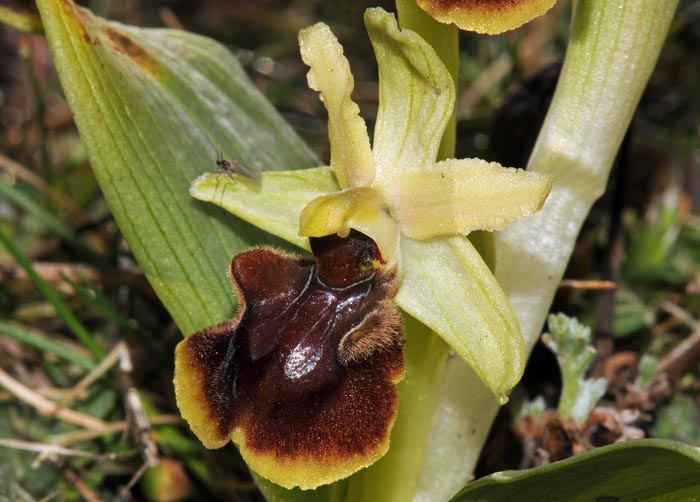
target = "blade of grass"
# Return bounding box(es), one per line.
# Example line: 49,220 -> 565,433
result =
0,153 -> 88,224
0,6 -> 43,33
60,274 -> 136,333
0,321 -> 95,371
0,176 -> 97,258
0,226 -> 104,359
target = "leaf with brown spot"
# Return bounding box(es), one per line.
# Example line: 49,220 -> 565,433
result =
34,0 -> 317,337
174,232 -> 405,489
103,26 -> 157,71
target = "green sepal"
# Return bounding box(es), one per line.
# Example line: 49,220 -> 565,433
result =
190,167 -> 339,252
396,236 -> 525,401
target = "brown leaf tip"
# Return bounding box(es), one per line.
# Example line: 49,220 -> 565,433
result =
417,0 -> 558,34
174,231 -> 405,489
57,0 -> 160,73
104,26 -> 154,68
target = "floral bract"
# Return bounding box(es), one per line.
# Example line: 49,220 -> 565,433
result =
180,7 -> 552,489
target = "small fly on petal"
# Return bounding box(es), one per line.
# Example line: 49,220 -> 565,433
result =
214,150 -> 263,186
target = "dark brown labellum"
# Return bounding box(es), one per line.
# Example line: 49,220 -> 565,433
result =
174,231 -> 404,489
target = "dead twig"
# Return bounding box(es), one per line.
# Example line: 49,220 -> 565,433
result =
459,53 -> 512,116
119,461 -> 151,501
50,414 -> 182,447
0,366 -> 109,430
62,467 -> 102,502
118,343 -> 159,468
559,279 -> 617,290
657,330 -> 700,388
48,342 -> 125,416
0,438 -> 117,461
659,300 -> 700,331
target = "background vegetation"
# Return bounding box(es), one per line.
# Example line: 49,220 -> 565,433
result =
0,0 -> 699,500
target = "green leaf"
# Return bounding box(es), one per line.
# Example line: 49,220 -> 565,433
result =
653,395 -> 700,443
35,0 -> 318,336
396,236 -> 525,402
613,289 -> 655,337
451,439 -> 700,502
625,202 -> 681,276
190,167 -> 338,252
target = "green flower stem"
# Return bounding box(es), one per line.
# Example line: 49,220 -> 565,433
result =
503,0 -> 680,359
345,3 -> 501,499
341,3 -> 458,500
345,315 -> 448,502
416,0 -> 680,499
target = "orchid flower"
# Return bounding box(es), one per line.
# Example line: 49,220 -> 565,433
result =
416,0 -> 559,34
175,7 -> 551,490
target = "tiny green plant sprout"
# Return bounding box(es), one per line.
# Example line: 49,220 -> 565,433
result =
177,8 -> 551,489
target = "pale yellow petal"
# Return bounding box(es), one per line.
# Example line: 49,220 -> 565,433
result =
385,158 -> 552,239
299,23 -> 375,189
299,188 -> 400,267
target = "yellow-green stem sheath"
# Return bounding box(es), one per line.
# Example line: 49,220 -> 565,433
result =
418,1 -> 680,500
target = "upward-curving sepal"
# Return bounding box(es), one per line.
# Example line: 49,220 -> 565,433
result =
299,23 -> 375,189
365,8 -> 454,189
174,232 -> 405,489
